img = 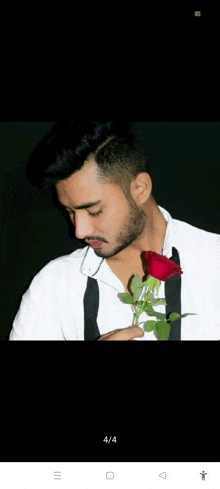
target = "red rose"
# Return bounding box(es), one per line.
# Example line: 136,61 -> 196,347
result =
145,251 -> 183,281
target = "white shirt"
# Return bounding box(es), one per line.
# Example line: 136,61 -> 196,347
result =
9,205 -> 220,340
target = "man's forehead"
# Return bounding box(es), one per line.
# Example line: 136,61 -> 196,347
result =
55,159 -> 120,209
58,199 -> 102,210
56,162 -> 98,195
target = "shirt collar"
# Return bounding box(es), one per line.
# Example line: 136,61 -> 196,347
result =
157,205 -> 174,258
81,205 -> 178,277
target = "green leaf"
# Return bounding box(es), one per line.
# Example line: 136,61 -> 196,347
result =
142,303 -> 155,314
153,312 -> 167,320
146,291 -> 154,302
155,279 -> 161,296
180,313 -> 198,318
156,321 -> 171,340
148,278 -> 157,292
142,305 -> 166,321
151,299 -> 167,306
130,275 -> 143,292
117,293 -> 135,304
133,289 -> 142,302
130,275 -> 143,302
169,312 -> 181,322
168,312 -> 198,323
144,320 -> 157,332
141,275 -> 155,288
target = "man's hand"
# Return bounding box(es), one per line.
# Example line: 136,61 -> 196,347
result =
98,326 -> 144,341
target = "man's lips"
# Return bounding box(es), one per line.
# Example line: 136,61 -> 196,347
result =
89,241 -> 103,248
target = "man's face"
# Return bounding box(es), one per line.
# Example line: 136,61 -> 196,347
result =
56,159 -> 147,260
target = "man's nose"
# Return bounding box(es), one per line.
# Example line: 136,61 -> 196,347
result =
74,213 -> 94,240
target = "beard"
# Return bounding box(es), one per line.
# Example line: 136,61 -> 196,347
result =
92,196 -> 147,259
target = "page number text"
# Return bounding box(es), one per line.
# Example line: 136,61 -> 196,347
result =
103,436 -> 117,443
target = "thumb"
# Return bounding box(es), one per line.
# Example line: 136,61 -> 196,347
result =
128,326 -> 144,338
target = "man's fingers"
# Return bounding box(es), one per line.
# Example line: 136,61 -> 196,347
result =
98,327 -> 144,341
98,329 -> 121,340
119,327 -> 144,340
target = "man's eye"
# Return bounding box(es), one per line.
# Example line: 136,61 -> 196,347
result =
66,209 -> 102,217
88,210 -> 102,217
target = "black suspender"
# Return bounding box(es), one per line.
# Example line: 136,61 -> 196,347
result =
84,276 -> 101,341
165,247 -> 182,340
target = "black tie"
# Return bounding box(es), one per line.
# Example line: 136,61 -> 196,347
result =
165,247 -> 182,340
84,276 -> 101,341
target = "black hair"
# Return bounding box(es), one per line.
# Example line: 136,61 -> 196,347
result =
26,122 -> 154,202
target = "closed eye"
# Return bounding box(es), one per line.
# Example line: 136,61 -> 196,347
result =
88,210 -> 102,217
66,209 -> 102,217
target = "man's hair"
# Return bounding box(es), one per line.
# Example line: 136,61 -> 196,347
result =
26,122 -> 154,202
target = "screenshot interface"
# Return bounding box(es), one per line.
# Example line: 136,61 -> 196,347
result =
0,463 -> 219,489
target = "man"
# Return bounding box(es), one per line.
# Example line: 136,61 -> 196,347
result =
9,122 -> 220,340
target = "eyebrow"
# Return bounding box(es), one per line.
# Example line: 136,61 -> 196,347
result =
59,200 -> 102,210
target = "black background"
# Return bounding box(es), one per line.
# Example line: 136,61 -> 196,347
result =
1,121 -> 220,341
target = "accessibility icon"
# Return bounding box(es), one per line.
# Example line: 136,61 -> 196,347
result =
200,471 -> 207,481
159,473 -> 166,479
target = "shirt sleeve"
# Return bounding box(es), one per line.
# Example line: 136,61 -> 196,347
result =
9,263 -> 65,340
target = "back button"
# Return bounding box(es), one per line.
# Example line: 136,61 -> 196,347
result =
159,473 -> 167,479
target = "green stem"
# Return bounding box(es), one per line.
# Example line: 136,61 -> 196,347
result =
133,279 -> 156,327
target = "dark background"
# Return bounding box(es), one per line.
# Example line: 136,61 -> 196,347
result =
1,121 -> 220,341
